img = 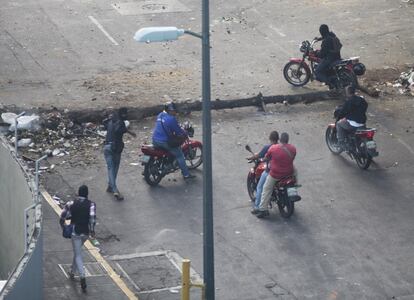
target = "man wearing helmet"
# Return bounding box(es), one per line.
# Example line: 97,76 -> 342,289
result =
152,102 -> 195,179
314,24 -> 342,89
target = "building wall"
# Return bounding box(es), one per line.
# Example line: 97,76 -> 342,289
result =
0,138 -> 43,300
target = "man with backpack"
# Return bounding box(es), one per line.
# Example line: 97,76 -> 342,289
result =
314,24 -> 342,89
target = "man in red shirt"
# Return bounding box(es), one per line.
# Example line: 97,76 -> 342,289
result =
256,132 -> 296,218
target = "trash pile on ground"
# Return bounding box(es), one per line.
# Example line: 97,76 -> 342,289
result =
392,69 -> 414,96
0,110 -> 108,168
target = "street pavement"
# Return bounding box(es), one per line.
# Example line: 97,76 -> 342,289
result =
44,97 -> 414,299
1,0 -> 414,110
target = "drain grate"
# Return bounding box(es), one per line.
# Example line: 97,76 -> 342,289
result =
112,0 -> 191,15
58,262 -> 107,278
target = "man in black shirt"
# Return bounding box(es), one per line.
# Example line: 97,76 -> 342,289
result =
103,107 -> 136,200
336,86 -> 368,149
60,185 -> 96,292
315,24 -> 342,88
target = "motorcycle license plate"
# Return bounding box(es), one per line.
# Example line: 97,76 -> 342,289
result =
140,155 -> 150,163
366,141 -> 376,149
287,187 -> 298,197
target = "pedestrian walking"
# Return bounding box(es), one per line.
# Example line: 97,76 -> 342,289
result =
59,185 -> 96,292
103,107 -> 137,200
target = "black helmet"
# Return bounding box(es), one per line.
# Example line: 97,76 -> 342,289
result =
353,63 -> 366,76
319,24 -> 329,37
164,101 -> 177,112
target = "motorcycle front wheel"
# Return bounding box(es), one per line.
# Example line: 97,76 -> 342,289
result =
143,157 -> 164,186
283,62 -> 311,87
246,174 -> 256,202
325,126 -> 342,155
278,195 -> 295,218
185,145 -> 203,169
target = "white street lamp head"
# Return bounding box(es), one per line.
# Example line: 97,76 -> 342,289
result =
134,27 -> 185,43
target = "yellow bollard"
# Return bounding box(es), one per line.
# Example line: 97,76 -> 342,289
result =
181,259 -> 191,300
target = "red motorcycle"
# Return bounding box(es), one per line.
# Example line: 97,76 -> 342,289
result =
245,145 -> 301,218
283,38 -> 366,89
325,110 -> 379,169
140,122 -> 202,186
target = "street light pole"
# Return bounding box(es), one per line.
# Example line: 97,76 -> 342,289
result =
133,10 -> 215,296
201,0 -> 215,298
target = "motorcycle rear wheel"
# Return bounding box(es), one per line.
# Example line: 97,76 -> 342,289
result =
337,69 -> 357,90
355,148 -> 372,170
325,126 -> 342,154
143,157 -> 163,186
246,174 -> 256,202
185,145 -> 203,169
278,196 -> 295,218
283,62 -> 311,87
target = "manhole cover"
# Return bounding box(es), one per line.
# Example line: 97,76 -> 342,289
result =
109,250 -> 202,294
115,256 -> 181,291
112,0 -> 191,15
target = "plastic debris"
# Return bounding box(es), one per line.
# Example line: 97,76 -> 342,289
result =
17,138 -> 32,148
2,113 -> 41,131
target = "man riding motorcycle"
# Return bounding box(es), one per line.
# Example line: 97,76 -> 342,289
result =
255,132 -> 297,218
335,85 -> 368,150
314,24 -> 342,88
152,102 -> 195,179
247,131 -> 279,214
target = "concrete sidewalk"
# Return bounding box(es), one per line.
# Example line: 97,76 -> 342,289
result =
42,198 -> 130,300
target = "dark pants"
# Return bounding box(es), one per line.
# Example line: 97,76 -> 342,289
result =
315,59 -> 334,84
336,119 -> 356,142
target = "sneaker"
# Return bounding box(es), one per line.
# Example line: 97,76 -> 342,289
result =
256,210 -> 270,219
80,277 -> 87,291
113,192 -> 124,201
183,174 -> 196,180
69,271 -> 75,280
250,208 -> 260,215
106,185 -> 113,193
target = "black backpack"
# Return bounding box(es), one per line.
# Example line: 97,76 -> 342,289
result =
330,35 -> 342,54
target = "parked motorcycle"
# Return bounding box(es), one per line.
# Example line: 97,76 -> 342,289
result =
325,113 -> 379,169
283,38 -> 366,89
245,145 -> 301,218
140,122 -> 203,186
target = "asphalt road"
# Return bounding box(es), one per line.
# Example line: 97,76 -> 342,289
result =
1,0 -> 414,109
3,0 -> 414,299
46,97 -> 414,299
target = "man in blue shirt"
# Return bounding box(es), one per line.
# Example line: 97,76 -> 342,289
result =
152,102 -> 195,179
248,131 -> 279,214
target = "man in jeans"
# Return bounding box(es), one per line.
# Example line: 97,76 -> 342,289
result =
60,185 -> 96,292
335,85 -> 368,150
256,132 -> 297,218
103,107 -> 136,200
248,131 -> 279,214
152,102 -> 195,179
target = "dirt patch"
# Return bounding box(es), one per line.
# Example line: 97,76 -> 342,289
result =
359,64 -> 414,97
81,68 -> 197,107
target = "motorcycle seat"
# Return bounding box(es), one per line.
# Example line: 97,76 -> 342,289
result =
332,59 -> 350,67
276,175 -> 296,188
